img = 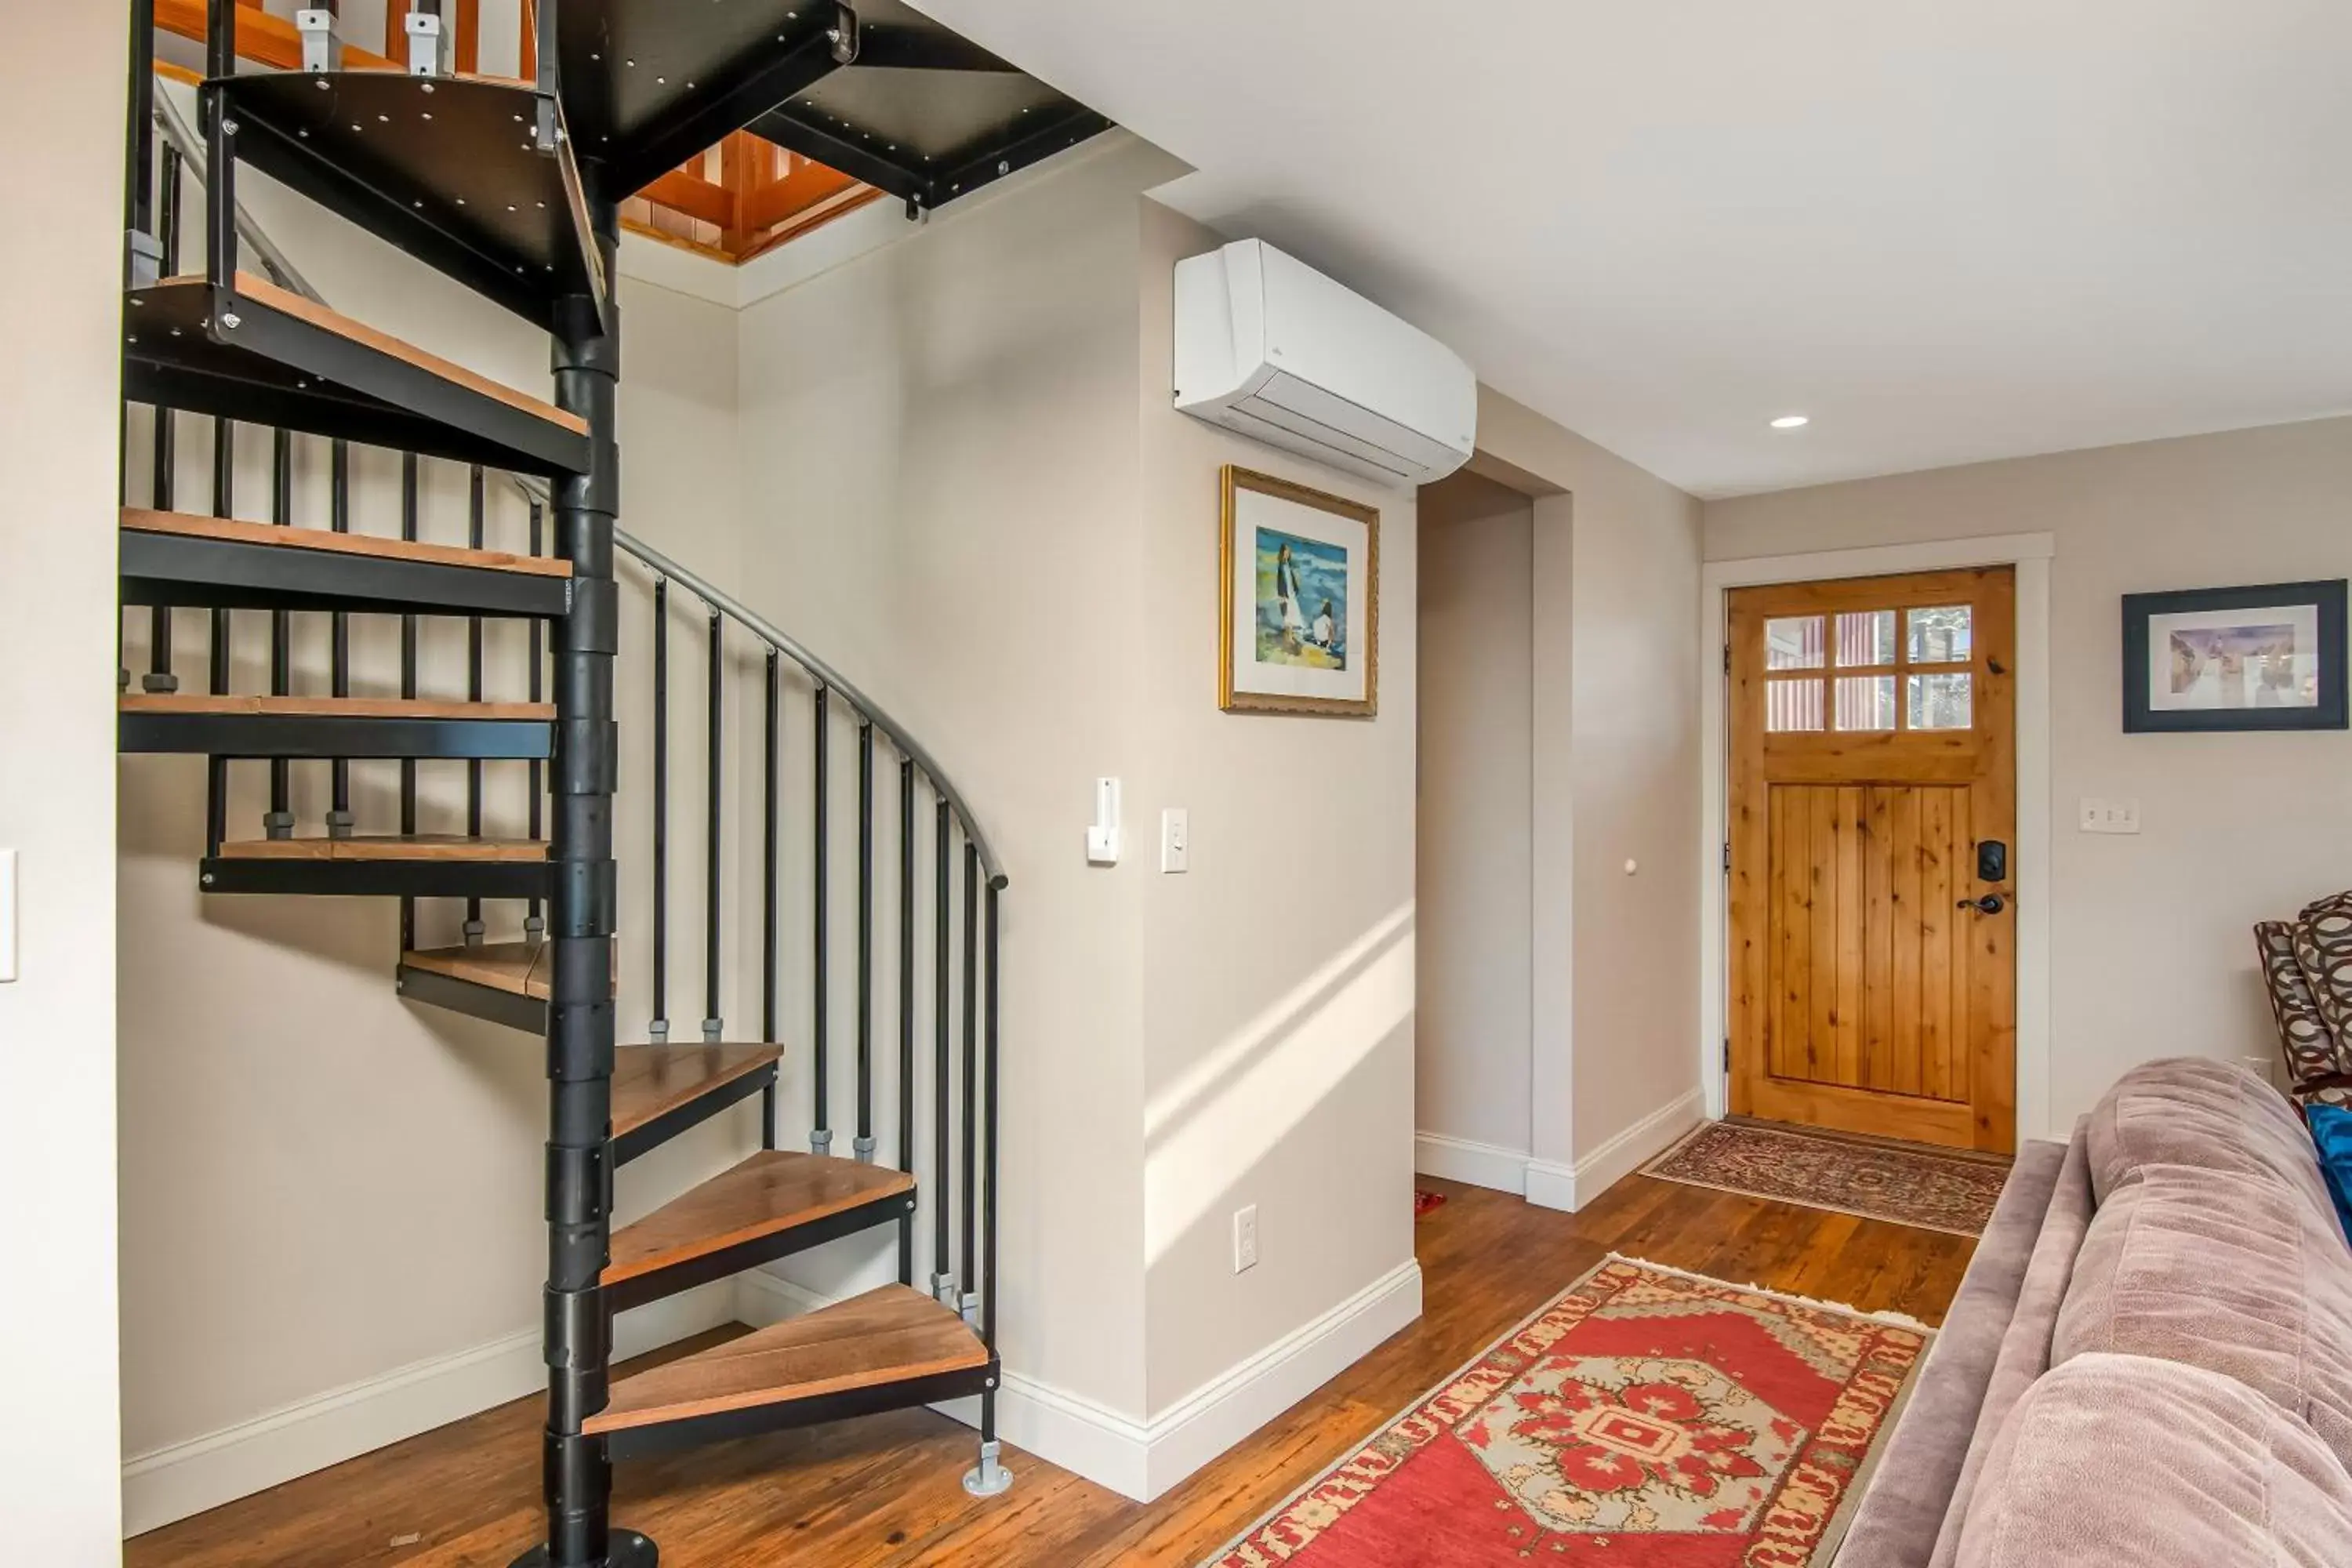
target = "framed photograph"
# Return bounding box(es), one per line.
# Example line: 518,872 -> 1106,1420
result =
2122,579 -> 2347,732
1218,466 -> 1381,717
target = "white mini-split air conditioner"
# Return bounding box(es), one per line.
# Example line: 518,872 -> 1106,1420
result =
1173,238 -> 1475,487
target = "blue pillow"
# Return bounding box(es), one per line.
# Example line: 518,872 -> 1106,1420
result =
2307,1104 -> 2352,1246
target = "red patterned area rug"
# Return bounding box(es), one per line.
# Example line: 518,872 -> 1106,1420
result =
1203,1258 -> 1929,1568
1640,1119 -> 2008,1236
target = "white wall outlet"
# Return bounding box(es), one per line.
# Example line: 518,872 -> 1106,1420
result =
1086,777 -> 1122,865
1161,808 -> 1189,873
2078,797 -> 2141,834
0,848 -> 15,984
1232,1203 -> 1258,1274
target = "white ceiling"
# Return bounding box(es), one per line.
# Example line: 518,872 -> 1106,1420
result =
913,0 -> 2352,498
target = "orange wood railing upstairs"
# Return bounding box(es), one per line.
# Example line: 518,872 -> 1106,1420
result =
150,0 -> 881,262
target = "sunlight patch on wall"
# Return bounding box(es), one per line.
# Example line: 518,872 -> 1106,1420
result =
1143,904 -> 1415,1265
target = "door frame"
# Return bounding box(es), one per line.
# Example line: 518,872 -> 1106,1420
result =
1698,532 -> 2056,1146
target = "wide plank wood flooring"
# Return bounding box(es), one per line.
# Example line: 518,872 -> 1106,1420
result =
126,1173 -> 1975,1568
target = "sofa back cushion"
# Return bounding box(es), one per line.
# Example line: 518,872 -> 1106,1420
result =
1956,1352 -> 2352,1568
2054,1161 -> 2352,1465
2083,1057 -> 2332,1214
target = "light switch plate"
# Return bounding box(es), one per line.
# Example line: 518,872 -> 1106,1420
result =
2078,797 -> 2141,834
0,848 -> 16,983
1232,1203 -> 1258,1273
1161,808 -> 1189,873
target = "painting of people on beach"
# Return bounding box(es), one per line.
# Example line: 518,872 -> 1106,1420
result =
1220,466 -> 1380,716
1255,528 -> 1350,671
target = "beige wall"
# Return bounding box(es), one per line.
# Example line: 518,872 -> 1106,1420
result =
0,4 -> 128,1558
116,100 -> 758,1529
1473,391 -> 1707,1190
1705,417 -> 2352,1128
731,135 -> 1167,1425
1414,472 -> 1534,1157
1134,199 -> 1420,1425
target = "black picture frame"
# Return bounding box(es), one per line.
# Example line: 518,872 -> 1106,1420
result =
2121,579 -> 2348,733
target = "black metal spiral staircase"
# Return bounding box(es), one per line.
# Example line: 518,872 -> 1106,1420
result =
117,5 -> 1104,1563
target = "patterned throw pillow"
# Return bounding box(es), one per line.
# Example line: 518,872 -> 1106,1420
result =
2260,921 -> 2347,1098
2293,903 -> 2352,1064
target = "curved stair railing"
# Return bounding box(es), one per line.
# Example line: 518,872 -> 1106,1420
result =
121,10 -> 1018,1563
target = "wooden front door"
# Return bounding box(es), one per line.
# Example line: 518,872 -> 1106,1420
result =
1727,567 -> 2017,1153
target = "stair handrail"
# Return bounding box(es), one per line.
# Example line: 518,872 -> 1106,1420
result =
149,75 -> 1008,888
612,529 -> 1007,886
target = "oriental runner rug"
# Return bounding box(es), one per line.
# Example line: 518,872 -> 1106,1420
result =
1642,1118 -> 2008,1236
1203,1257 -> 1929,1567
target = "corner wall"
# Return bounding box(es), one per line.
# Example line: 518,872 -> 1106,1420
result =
0,4 -> 129,1558
1704,417 -> 2352,1130
1474,390 -> 1708,1206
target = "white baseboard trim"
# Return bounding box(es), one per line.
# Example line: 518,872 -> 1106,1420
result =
1523,1158 -> 1580,1212
736,1257 -> 1423,1504
120,1283 -> 738,1538
1412,1131 -> 1528,1195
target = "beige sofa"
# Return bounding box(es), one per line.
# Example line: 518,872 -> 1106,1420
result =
1836,1058 -> 2352,1566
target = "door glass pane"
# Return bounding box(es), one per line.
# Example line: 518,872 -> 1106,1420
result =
1835,674 -> 1896,731
1766,678 -> 1824,731
1765,615 -> 1825,670
1836,609 -> 1896,666
1907,605 -> 1973,664
1907,672 -> 1973,731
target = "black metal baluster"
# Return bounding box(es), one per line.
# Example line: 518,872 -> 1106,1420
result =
703,606 -> 723,1042
960,837 -> 978,1319
898,756 -> 916,1285
982,877 -> 1001,1351
932,795 -> 951,1302
399,452 -> 419,954
527,499 -> 544,940
811,686 -> 831,1154
265,429 -> 294,840
649,575 -> 669,1043
761,647 -> 780,1152
143,143 -> 182,695
855,721 -> 875,1163
965,875 -> 1008,1497
205,418 -> 233,858
326,441 -> 353,837
204,0 -> 236,289
463,465 -> 486,943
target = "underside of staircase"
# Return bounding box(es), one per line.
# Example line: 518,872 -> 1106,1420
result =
114,3 -> 1076,1562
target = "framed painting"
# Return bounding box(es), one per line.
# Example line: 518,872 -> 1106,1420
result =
1218,466 -> 1381,717
2121,579 -> 2347,732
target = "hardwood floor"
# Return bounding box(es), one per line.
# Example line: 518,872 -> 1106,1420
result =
127,1174 -> 1976,1568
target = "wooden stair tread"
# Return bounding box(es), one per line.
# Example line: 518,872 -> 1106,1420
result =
123,507 -> 572,579
122,693 -> 555,721
401,941 -> 553,1000
165,272 -> 588,437
584,1284 -> 986,1435
216,836 -> 548,862
605,1153 -> 913,1288
612,1044 -> 786,1144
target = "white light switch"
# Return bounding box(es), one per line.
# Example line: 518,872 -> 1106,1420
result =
1161,808 -> 1189,873
0,848 -> 16,983
2078,797 -> 2141,834
1232,1204 -> 1258,1273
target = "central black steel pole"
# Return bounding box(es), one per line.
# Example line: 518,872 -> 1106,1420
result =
523,168 -> 645,1567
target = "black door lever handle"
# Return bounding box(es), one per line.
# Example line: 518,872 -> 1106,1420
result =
1958,894 -> 2006,915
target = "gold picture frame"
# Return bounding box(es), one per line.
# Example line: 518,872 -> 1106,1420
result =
1218,465 -> 1381,717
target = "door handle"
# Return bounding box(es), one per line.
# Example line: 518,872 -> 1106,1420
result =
1958,894 -> 2006,916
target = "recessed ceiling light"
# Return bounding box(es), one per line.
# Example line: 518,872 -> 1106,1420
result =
1771,415 -> 1809,430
